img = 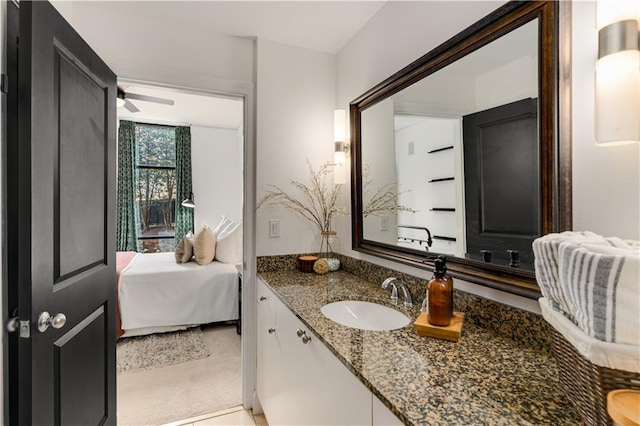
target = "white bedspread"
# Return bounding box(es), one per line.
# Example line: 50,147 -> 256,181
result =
119,252 -> 239,332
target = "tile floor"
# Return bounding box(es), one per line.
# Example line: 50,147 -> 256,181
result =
162,406 -> 268,426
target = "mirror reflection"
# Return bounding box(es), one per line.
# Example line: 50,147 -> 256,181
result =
360,19 -> 539,271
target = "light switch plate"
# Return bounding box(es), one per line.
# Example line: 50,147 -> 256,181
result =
269,219 -> 280,238
380,215 -> 389,231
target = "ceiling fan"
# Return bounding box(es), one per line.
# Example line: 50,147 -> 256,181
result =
117,86 -> 175,113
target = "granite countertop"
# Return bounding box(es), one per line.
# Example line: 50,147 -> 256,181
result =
258,269 -> 580,426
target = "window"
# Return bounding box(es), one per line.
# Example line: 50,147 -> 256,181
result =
134,124 -> 177,253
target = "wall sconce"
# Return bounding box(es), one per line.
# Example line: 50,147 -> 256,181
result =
334,109 -> 348,165
181,192 -> 195,208
595,0 -> 639,146
333,109 -> 348,184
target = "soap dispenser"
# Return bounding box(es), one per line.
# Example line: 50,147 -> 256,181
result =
427,258 -> 452,326
438,255 -> 454,318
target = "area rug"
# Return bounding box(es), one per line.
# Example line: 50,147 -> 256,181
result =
116,324 -> 242,426
117,327 -> 209,374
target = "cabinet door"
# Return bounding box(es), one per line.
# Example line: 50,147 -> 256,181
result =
373,395 -> 403,426
277,300 -> 372,425
256,279 -> 285,422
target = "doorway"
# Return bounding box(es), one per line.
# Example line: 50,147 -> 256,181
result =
114,82 -> 246,425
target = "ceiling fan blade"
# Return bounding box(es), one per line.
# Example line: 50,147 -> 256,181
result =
124,99 -> 139,113
125,93 -> 174,106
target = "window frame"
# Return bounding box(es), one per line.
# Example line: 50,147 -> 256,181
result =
133,122 -> 178,250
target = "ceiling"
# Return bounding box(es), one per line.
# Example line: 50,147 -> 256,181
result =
75,1 -> 387,128
118,84 -> 244,129
73,1 -> 387,55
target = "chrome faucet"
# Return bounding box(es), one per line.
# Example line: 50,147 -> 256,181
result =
381,277 -> 413,308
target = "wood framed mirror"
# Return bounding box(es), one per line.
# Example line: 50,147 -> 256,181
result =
350,1 -> 571,298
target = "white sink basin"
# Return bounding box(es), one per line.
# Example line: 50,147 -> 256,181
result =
320,301 -> 410,331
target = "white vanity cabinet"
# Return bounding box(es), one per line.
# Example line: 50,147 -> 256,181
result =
373,394 -> 404,426
256,278 -> 372,425
256,278 -> 283,421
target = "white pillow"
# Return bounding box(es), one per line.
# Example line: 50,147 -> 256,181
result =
212,216 -> 233,237
215,222 -> 242,264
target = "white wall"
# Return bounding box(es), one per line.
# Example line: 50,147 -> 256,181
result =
69,2 -> 254,95
191,126 -> 243,230
255,39 -> 335,256
361,99 -> 397,245
571,1 -> 640,239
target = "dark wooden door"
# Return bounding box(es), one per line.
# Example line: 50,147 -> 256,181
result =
463,98 -> 539,268
8,1 -> 117,424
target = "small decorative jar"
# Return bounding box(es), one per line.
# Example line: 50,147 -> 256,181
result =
319,231 -> 341,272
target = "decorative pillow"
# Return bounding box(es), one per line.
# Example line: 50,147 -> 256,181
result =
212,216 -> 233,237
174,234 -> 194,264
193,226 -> 216,265
216,222 -> 242,264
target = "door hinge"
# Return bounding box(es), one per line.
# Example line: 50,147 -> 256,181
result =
19,321 -> 30,338
1,74 -> 8,94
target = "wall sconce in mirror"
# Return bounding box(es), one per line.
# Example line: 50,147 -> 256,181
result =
181,192 -> 195,208
595,0 -> 639,146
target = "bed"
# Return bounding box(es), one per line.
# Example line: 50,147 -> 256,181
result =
116,251 -> 239,338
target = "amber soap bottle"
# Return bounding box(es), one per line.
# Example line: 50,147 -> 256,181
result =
427,258 -> 452,326
438,255 -> 454,318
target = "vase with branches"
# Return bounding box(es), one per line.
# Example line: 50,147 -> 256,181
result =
257,160 -> 346,265
362,164 -> 417,217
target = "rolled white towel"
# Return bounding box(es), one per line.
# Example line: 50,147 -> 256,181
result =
558,241 -> 640,345
533,231 -> 609,321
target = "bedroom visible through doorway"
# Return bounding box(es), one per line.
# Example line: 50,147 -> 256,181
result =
115,82 -> 245,425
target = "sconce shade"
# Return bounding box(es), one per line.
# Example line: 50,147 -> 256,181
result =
333,109 -> 348,183
334,141 -> 346,166
595,0 -> 640,146
181,192 -> 195,208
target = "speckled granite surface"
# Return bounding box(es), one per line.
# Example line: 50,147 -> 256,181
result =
257,269 -> 580,425
258,254 -> 553,355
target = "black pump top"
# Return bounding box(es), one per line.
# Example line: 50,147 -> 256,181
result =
434,258 -> 447,277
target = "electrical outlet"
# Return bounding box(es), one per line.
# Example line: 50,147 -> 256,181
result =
269,219 -> 280,238
380,215 -> 389,231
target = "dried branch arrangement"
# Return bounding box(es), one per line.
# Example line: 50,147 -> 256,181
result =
362,164 -> 416,217
257,160 -> 346,232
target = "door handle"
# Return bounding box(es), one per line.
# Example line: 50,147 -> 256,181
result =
37,312 -> 67,333
5,317 -> 19,333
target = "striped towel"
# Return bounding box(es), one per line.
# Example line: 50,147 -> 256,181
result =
558,241 -> 640,345
533,231 -> 611,322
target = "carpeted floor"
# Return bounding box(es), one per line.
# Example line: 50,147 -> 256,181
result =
117,327 -> 210,374
117,324 -> 242,426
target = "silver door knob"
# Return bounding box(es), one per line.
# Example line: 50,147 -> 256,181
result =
37,312 -> 66,333
296,329 -> 305,337
268,328 -> 276,334
301,334 -> 312,344
5,317 -> 19,333
259,296 -> 267,301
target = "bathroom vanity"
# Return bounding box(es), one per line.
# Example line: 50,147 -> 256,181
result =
255,268 -> 580,425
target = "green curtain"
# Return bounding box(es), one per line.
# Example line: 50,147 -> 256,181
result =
116,120 -> 137,251
174,126 -> 194,240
